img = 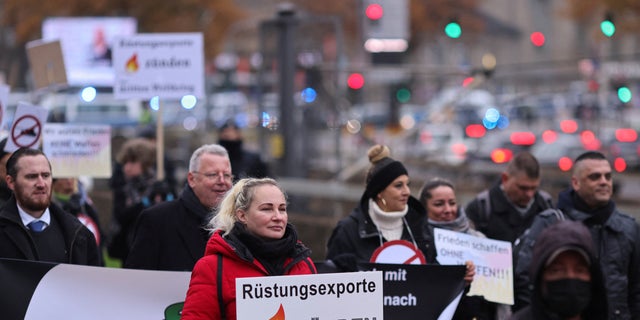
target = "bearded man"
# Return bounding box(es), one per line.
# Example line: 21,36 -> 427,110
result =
0,148 -> 100,265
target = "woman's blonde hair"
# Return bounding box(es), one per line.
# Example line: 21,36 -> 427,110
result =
208,177 -> 285,236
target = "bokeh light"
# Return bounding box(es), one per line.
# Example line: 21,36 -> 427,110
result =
180,95 -> 197,109
558,157 -> 573,171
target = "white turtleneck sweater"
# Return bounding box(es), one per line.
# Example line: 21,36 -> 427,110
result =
368,199 -> 408,241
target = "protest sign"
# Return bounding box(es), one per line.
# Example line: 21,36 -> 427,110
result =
5,102 -> 48,152
112,33 -> 205,100
236,271 -> 383,320
42,123 -> 111,177
361,263 -> 466,320
434,227 -> 513,304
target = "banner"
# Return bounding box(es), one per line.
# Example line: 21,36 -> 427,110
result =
0,259 -> 190,320
42,123 -> 111,178
362,263 -> 466,320
434,228 -> 513,304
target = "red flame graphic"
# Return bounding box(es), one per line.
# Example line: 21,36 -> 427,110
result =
269,304 -> 285,320
126,54 -> 139,73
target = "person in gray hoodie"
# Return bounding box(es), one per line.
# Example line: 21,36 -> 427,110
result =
510,220 -> 607,320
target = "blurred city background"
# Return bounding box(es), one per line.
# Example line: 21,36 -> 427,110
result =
1,0 -> 639,258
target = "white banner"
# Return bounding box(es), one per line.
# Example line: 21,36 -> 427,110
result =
434,228 -> 513,305
236,271 -> 384,320
0,259 -> 190,320
42,123 -> 111,178
113,33 -> 205,100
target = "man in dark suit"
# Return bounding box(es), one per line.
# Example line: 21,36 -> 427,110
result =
0,148 -> 100,265
124,144 -> 233,271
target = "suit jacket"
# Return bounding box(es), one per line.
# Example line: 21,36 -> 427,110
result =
124,186 -> 212,271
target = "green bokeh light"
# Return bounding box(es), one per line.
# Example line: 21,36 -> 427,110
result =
600,20 -> 616,37
444,22 -> 462,39
396,88 -> 411,103
618,86 -> 632,103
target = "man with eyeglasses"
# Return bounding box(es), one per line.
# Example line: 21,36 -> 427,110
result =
125,144 -> 233,271
513,151 -> 640,319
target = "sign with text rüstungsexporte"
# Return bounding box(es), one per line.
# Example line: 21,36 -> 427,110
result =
112,33 -> 204,100
236,271 -> 384,320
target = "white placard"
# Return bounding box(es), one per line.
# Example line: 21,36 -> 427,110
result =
236,271 -> 383,320
42,124 -> 111,178
6,102 -> 49,152
434,228 -> 513,305
112,33 -> 205,100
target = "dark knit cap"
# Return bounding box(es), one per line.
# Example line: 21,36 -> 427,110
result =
364,145 -> 408,199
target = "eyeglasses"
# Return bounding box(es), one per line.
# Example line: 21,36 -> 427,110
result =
193,171 -> 234,183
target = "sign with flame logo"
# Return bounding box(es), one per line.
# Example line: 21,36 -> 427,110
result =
236,272 -> 383,320
112,33 -> 205,100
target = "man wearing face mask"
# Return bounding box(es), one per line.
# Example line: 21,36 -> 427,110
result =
514,151 -> 640,319
217,120 -> 269,181
510,220 -> 607,320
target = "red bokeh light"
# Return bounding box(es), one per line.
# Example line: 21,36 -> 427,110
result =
347,73 -> 365,90
542,130 -> 558,144
614,157 -> 627,172
462,77 -> 475,87
616,128 -> 638,142
510,131 -> 536,146
491,148 -> 513,164
560,120 -> 578,133
465,124 -> 486,138
558,157 -> 573,171
530,32 -> 546,47
365,4 -> 384,21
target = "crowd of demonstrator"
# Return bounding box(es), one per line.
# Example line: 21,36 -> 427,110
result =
0,121 -> 638,320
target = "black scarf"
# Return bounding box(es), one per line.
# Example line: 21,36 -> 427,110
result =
229,222 -> 299,275
571,191 -> 614,226
180,185 -> 214,226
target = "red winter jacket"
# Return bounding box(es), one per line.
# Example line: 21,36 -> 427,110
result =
181,228 -> 316,320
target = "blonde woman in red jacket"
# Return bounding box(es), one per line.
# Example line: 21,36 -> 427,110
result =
181,177 -> 317,320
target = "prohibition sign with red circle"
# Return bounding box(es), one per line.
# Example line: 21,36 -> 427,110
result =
370,240 -> 427,265
11,114 -> 42,148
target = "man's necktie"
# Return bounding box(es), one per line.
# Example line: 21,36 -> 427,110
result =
28,220 -> 47,232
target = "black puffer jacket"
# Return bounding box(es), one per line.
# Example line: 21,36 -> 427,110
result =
514,189 -> 640,319
326,195 -> 436,271
511,220 -> 608,320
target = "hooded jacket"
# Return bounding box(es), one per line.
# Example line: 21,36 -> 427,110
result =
511,220 -> 608,320
326,194 -> 436,271
514,189 -> 640,319
181,225 -> 316,320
